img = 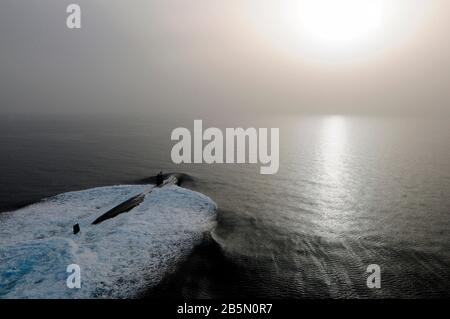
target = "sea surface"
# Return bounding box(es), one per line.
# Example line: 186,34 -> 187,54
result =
0,113 -> 449,298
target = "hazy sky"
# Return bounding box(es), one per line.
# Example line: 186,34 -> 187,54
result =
0,0 -> 449,116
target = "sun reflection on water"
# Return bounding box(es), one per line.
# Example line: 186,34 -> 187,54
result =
316,116 -> 352,235
321,116 -> 348,181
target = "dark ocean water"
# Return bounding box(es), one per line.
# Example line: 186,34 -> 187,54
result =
1,113 -> 449,298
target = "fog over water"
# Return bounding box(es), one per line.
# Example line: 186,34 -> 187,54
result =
1,0 -> 450,117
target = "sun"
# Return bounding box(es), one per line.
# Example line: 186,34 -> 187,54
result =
247,0 -> 392,61
299,0 -> 384,47
247,0 -> 434,62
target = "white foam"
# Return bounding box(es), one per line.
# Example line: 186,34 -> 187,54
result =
0,184 -> 217,298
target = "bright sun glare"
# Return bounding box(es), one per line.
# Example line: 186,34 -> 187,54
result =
249,0 -> 432,62
250,0 -> 402,61
300,0 -> 384,46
